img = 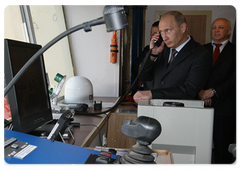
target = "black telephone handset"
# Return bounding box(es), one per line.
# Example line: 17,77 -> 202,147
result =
154,34 -> 163,47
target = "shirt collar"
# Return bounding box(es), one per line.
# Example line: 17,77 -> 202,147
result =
174,35 -> 191,52
211,39 -> 229,47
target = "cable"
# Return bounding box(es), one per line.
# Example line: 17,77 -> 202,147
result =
4,17 -> 105,96
77,49 -> 153,116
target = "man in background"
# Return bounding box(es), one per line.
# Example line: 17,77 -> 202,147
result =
131,21 -> 159,91
198,18 -> 236,164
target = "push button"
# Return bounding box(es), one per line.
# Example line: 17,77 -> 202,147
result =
11,143 -> 19,149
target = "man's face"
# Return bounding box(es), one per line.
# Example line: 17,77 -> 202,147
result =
159,15 -> 186,49
150,26 -> 159,39
212,19 -> 231,43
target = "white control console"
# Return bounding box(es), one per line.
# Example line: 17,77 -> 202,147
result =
137,99 -> 214,164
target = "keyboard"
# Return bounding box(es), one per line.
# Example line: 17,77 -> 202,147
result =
13,144 -> 37,159
4,137 -> 17,148
4,137 -> 37,159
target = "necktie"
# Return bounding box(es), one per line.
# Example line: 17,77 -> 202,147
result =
213,44 -> 222,66
169,48 -> 177,64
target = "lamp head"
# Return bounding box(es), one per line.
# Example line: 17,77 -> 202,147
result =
103,6 -> 128,32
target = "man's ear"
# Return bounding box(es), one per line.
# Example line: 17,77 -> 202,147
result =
228,27 -> 232,37
181,23 -> 187,33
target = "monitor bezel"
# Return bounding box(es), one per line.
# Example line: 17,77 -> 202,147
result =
4,39 -> 53,133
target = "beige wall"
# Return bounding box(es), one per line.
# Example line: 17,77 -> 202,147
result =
64,6 -> 121,97
4,5 -> 75,97
30,5 -> 74,96
4,5 -> 26,41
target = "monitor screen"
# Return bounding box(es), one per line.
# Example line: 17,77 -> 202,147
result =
4,39 -> 52,133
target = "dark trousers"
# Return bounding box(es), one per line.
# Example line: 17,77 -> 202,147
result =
213,115 -> 236,164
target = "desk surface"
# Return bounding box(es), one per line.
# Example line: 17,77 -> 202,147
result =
4,129 -> 106,164
4,129 -> 173,164
65,97 -> 119,147
4,97 -> 173,164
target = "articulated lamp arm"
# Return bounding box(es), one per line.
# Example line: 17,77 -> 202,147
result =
4,5 -> 128,96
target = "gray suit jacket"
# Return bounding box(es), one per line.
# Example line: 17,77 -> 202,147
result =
139,36 -> 212,99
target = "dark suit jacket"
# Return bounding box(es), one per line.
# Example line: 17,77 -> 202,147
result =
204,41 -> 236,117
139,36 -> 212,99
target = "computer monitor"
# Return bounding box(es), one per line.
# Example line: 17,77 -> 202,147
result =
4,39 -> 53,133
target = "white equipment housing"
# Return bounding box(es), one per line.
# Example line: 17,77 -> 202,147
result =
137,99 -> 214,164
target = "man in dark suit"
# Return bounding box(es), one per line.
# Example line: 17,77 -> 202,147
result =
199,18 -> 236,164
133,11 -> 212,103
131,21 -> 159,92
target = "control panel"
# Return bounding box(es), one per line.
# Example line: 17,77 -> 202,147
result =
4,137 -> 37,159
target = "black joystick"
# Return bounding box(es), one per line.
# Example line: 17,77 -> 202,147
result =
120,116 -> 162,164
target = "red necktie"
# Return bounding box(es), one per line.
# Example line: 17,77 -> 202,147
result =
213,44 -> 222,66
